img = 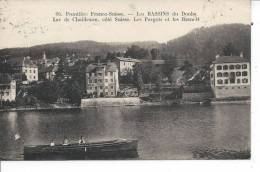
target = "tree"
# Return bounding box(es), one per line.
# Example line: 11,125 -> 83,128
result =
222,42 -> 239,56
178,60 -> 195,83
119,70 -> 134,84
125,45 -> 151,59
150,48 -> 160,60
55,57 -> 68,81
133,64 -> 144,95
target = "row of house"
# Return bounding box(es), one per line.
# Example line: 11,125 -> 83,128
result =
85,54 -> 251,99
0,51 -> 251,102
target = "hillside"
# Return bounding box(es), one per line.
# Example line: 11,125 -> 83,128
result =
0,24 -> 250,65
0,41 -> 161,60
162,23 -> 251,65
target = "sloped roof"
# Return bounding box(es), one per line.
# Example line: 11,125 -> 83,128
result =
105,62 -> 118,72
141,59 -> 165,65
23,57 -> 38,67
212,56 -> 249,64
86,62 -> 118,73
114,57 -> 141,63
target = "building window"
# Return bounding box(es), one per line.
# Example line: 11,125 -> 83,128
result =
242,78 -> 248,83
223,72 -> 229,77
242,71 -> 248,76
230,72 -> 235,84
217,79 -> 223,84
242,64 -> 247,69
98,73 -> 102,77
105,86 -> 108,89
34,76 -> 35,79
111,92 -> 114,95
216,65 -> 222,70
105,92 -> 108,95
105,79 -> 108,82
95,86 -> 97,90
224,79 -> 228,84
210,74 -> 213,78
111,86 -> 114,89
111,79 -> 113,82
100,86 -> 103,89
237,79 -> 240,84
98,79 -> 102,83
94,79 -> 97,83
217,72 -> 222,77
235,64 -> 241,69
236,72 -> 241,76
110,72 -> 113,76
105,72 -> 108,76
89,87 -> 92,90
25,70 -> 27,73
34,70 -> 36,73
223,65 -> 228,70
89,80 -> 92,83
229,65 -> 234,70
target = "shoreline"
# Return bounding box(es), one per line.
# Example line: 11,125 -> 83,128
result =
0,99 -> 251,112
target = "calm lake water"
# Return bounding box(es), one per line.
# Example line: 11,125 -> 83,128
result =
0,104 -> 250,160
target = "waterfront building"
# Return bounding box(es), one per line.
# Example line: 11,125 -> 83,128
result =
210,54 -> 250,99
86,62 -> 119,97
112,57 -> 141,76
0,78 -> 16,102
9,56 -> 38,84
20,57 -> 38,83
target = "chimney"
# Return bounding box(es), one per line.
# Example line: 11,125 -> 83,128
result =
240,52 -> 244,58
215,54 -> 220,59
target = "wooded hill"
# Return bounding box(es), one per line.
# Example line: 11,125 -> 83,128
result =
162,23 -> 250,65
0,23 -> 250,65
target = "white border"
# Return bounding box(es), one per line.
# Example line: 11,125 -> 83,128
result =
1,1 -> 260,172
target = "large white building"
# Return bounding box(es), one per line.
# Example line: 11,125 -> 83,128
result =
0,80 -> 16,102
112,57 -> 141,76
86,62 -> 119,97
21,57 -> 38,83
210,55 -> 250,99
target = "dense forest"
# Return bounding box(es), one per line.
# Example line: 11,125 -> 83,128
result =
162,23 -> 251,65
0,24 -> 250,65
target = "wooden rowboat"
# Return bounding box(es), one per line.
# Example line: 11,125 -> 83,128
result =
24,139 -> 138,160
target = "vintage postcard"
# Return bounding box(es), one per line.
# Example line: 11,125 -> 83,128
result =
0,0 -> 250,160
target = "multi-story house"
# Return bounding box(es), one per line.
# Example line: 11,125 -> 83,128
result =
0,79 -> 16,102
9,56 -> 38,84
86,62 -> 119,98
112,57 -> 141,76
20,57 -> 38,83
210,54 -> 250,99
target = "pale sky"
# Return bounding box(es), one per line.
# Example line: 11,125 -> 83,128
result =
0,0 -> 251,49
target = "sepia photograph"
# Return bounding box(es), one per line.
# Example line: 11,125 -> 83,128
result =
0,0 -> 251,161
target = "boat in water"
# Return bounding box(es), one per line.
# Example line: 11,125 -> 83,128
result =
24,138 -> 138,160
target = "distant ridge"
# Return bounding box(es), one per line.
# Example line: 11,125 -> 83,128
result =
0,23 -> 250,65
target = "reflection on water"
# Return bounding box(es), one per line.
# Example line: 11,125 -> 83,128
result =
0,104 -> 250,160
